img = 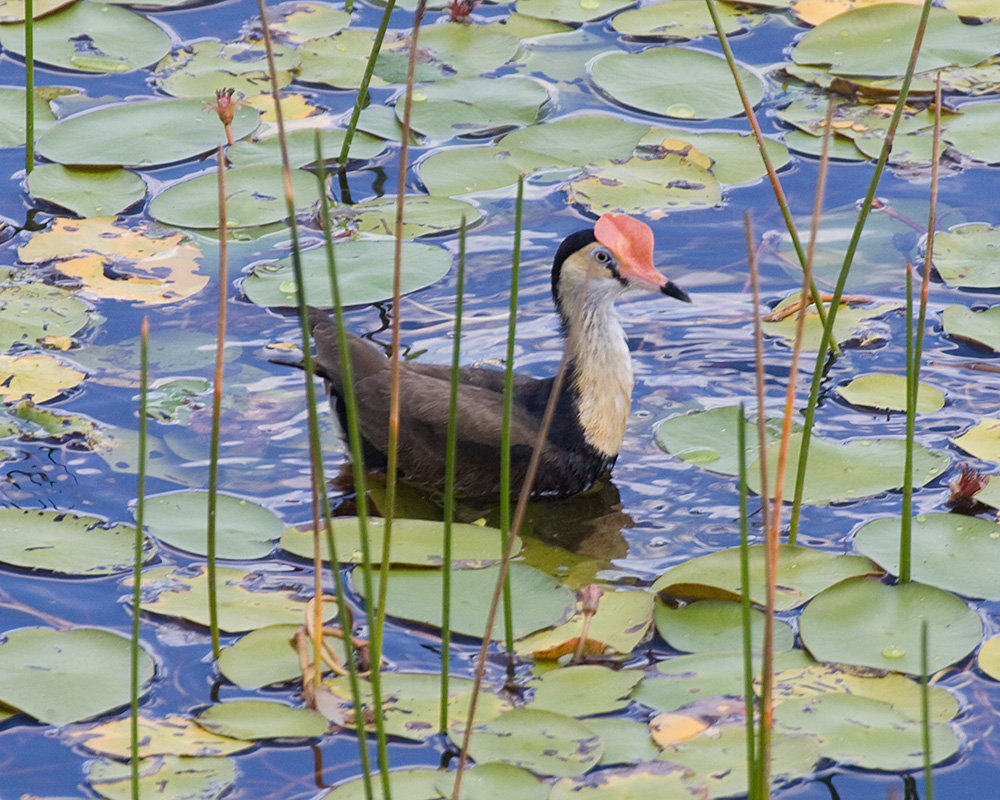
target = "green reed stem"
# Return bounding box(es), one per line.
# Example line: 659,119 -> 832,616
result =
337,0 -> 397,166
736,404 -> 757,800
498,176 -> 525,653
314,137 -> 376,800
440,218 -> 466,732
130,316 -> 149,800
24,0 -> 34,175
206,146 -> 228,659
704,0 -> 836,356
788,0 -> 935,541
921,619 -> 935,800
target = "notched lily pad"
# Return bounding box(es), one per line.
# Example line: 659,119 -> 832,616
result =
837,373 -> 945,413
71,714 -> 253,758
932,224 -> 1000,287
942,305 -> 1000,352
195,699 -> 329,740
612,0 -> 761,40
402,76 -> 548,138
26,165 -> 146,217
527,665 -> 643,716
334,195 -> 482,238
154,41 -> 299,98
654,598 -> 795,653
951,417 -> 1000,462
0,354 -> 85,403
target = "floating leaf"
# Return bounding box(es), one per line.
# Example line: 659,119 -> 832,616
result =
281,516 -> 514,567
837,373 -> 945,413
0,1 -> 171,73
435,762 -> 550,800
37,97 -> 260,167
942,100 -> 1000,163
0,354 -> 84,403
0,269 -> 90,351
567,153 -> 720,217
0,628 -> 154,725
155,41 -> 299,98
402,77 -> 548,138
297,29 -> 392,89
196,699 -> 328,740
0,508 -> 150,575
789,0 -> 924,27
931,224 -> 1000,287
227,128 -> 386,168
136,565 -> 333,632
979,635 -> 1000,681
26,165 -> 146,217
587,719 -> 661,766
150,166 -> 322,229
774,693 -> 959,770
251,1 -> 350,43
457,708 -> 602,777
762,295 -> 899,349
748,434 -> 949,505
591,48 -> 764,119
71,714 -> 252,758
0,86 -> 76,146
637,128 -> 790,185
855,513 -> 1000,599
325,768 -> 445,800
420,145 -> 573,197
141,491 -> 282,559
612,0 -> 758,39
88,755 -> 235,800
549,764 -> 693,799
943,305 -> 1000,352
0,0 -> 73,22
952,417 -> 1000,462
365,562 -> 575,639
14,401 -> 95,440
400,22 -> 520,77
243,238 -> 451,308
654,598 -> 795,653
651,544 -> 879,611
334,196 -> 482,238
217,624 -> 315,688
528,665 -> 643,716
515,0 -> 635,23
799,577 -> 982,674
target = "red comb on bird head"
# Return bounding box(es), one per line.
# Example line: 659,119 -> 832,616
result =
593,213 -> 667,292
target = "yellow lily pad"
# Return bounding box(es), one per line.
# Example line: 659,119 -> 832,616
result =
0,354 -> 84,403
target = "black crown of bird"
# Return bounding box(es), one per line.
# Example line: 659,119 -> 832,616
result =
308,213 -> 690,499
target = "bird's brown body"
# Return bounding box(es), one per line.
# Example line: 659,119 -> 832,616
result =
311,214 -> 689,498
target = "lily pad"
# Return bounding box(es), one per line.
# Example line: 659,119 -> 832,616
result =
549,764 -> 693,799
242,238 -> 451,308
612,0 -> 758,40
88,755 -> 236,800
435,762 -> 550,800
281,516 -> 515,567
943,305 -> 1000,352
799,577 -> 982,674
403,22 -> 521,77
837,373 -> 945,413
364,562 -> 575,639
420,145 -> 573,197
334,196 -> 482,238
528,665 -> 643,716
652,544 -> 878,611
71,714 -> 252,758
136,565 -> 333,633
748,433 -> 949,505
0,269 -> 90,350
762,295 -> 900,349
217,624 -> 309,688
637,128 -> 790,185
0,1 -> 171,73
227,128 -> 386,168
37,97 -> 260,167
516,0 -> 634,23
942,101 -> 1000,163
979,635 -> 1000,681
141,491 -> 282,559
196,699 -> 328,740
26,165 -> 146,217
855,513 -> 1000,599
0,0 -> 73,22
0,508 -> 150,575
155,41 -> 299,98
654,598 -> 795,653
402,76 -> 548,138
456,708 -> 602,777
931,224 -> 1000,287
951,417 -> 1000,462
591,48 -> 764,120
0,87 -> 76,147
0,354 -> 84,403
0,627 -> 154,725
774,693 -> 959,770
150,166 -> 322,229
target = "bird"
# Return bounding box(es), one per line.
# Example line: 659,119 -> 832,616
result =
309,213 -> 690,499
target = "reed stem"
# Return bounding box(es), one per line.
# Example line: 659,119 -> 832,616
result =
921,619 -> 935,800
24,0 -> 34,175
130,316 -> 149,800
736,403 -> 757,800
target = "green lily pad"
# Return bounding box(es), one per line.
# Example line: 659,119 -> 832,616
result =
242,238 -> 451,308
654,598 -> 795,653
855,513 -> 1000,599
591,47 -> 764,120
403,76 -> 548,138
951,417 -> 1000,462
587,719 -> 661,766
567,153 -> 720,216
13,402 -> 95,440
154,41 -> 299,98
942,100 -> 1000,163
364,562 -> 575,639
748,433 -> 949,505
0,508 -> 151,575
0,628 -> 154,725
612,0 -> 758,39
762,295 -> 900,349
0,1 -> 171,73
141,491 -> 282,559
783,128 -> 867,161
0,87 -> 76,147
281,516 -> 515,567
0,269 -> 92,350
435,762 -> 550,800
26,165 -> 146,217
0,0 -> 73,22
978,635 -> 1000,681
774,693 -> 959,770
334,195 -> 481,237
136,565 -> 333,633
420,145 -> 573,197
549,764 -> 694,799
404,22 -> 520,77
932,224 -> 1000,287
324,768 -> 445,800
150,165 -> 322,229
70,714 -> 252,758
837,373 -> 945,413
528,665 -> 642,716
37,97 -> 260,167
298,29 -> 392,90
218,624 -> 311,688
791,4 -> 1000,77
637,128 -> 790,185
943,305 -> 1000,351
516,0 -> 634,23
456,708 -> 602,777
799,577 -> 982,674
652,544 -> 878,611
88,755 -> 236,800
196,699 -> 329,740
505,113 -> 651,162
227,128 -> 386,168
252,1 -> 351,44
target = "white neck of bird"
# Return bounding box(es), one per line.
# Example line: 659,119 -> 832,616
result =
564,285 -> 633,459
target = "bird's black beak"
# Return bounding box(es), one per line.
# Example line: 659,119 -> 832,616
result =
662,280 -> 691,303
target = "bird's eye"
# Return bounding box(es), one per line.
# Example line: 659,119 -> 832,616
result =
593,249 -> 612,264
